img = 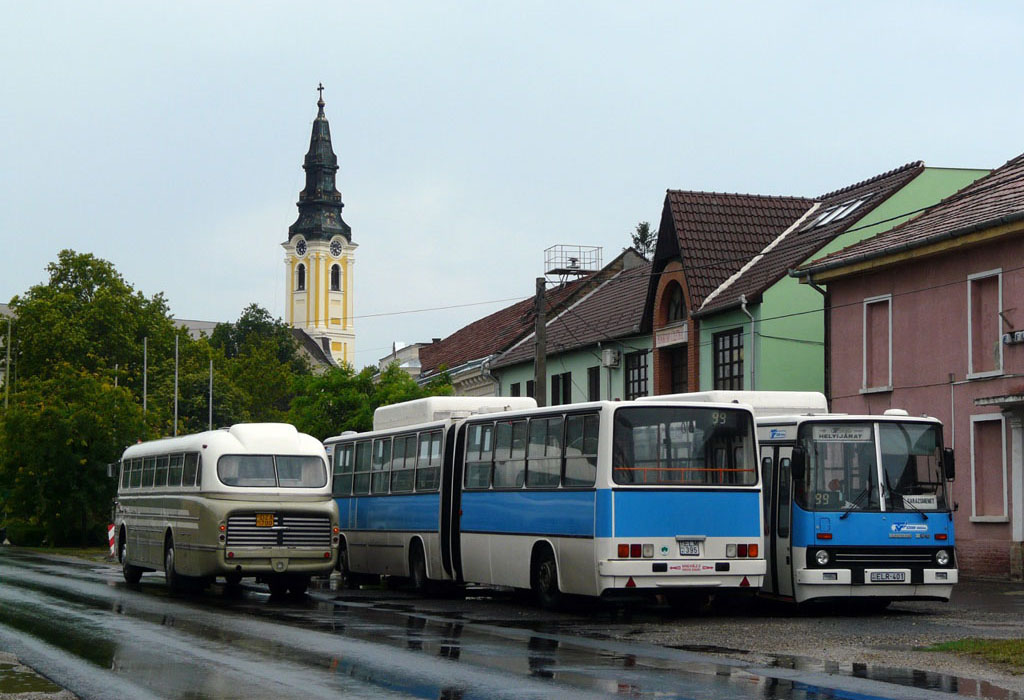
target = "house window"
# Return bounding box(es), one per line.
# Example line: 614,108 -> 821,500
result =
296,263 -> 306,292
331,264 -> 341,291
970,414 -> 1007,522
713,329 -> 743,390
669,347 -> 688,394
587,366 -> 600,401
968,269 -> 1003,378
551,372 -> 572,405
509,382 -> 521,397
526,380 -> 535,398
624,351 -> 648,400
667,284 -> 685,323
862,295 -> 891,392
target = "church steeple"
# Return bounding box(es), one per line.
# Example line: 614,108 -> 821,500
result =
288,84 -> 352,243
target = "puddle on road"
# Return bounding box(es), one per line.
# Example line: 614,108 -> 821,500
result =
0,662 -> 63,694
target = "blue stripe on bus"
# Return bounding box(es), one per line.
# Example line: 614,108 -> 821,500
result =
336,493 -> 441,533
460,490 -> 596,538
612,490 -> 762,538
792,505 -> 955,547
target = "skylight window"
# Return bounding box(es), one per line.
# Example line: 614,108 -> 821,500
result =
801,192 -> 874,231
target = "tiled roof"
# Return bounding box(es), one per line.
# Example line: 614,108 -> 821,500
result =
663,191 -> 813,310
419,274 -> 596,377
695,162 -> 925,316
801,152 -> 1024,276
491,260 -> 652,369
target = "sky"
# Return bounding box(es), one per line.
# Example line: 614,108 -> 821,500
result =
3,2 -> 1024,369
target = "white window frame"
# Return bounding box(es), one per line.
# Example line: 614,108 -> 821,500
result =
967,269 -> 1003,379
861,294 -> 892,393
970,413 -> 1008,522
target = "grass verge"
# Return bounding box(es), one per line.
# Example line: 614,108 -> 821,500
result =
25,547 -> 113,562
926,638 -> 1024,671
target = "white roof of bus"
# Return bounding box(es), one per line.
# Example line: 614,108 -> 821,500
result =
372,396 -> 538,431
640,391 -> 828,417
121,423 -> 324,459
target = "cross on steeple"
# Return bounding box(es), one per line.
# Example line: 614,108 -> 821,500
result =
317,82 -> 325,101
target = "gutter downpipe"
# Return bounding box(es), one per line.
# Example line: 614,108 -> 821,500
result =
740,295 -> 755,391
803,272 -> 830,401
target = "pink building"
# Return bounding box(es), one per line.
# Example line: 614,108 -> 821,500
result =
798,153 -> 1024,578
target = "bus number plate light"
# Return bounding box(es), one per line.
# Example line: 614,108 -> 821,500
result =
679,540 -> 700,556
256,513 -> 275,527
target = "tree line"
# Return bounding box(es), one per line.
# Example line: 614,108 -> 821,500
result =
0,250 -> 451,546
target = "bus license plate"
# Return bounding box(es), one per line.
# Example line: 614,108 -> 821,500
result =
255,513 -> 275,527
679,541 -> 700,556
869,571 -> 905,583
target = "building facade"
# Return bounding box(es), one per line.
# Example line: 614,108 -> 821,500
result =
282,89 -> 356,366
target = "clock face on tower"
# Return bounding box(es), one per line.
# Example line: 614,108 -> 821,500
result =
330,240 -> 342,257
295,239 -> 307,256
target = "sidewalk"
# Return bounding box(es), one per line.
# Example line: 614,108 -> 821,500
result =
0,652 -> 75,700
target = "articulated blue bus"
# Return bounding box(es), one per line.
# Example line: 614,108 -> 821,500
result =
325,396 -> 765,607
678,391 -> 957,608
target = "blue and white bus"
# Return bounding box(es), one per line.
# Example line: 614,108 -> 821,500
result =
681,391 -> 957,608
326,395 -> 765,607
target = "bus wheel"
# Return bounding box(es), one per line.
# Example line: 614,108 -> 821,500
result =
164,539 -> 182,592
532,548 -> 562,610
409,541 -> 431,596
121,539 -> 142,585
267,576 -> 289,598
224,571 -> 242,587
288,576 -> 310,597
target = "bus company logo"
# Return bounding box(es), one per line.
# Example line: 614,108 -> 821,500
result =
891,522 -> 928,533
769,429 -> 788,439
661,546 -> 670,556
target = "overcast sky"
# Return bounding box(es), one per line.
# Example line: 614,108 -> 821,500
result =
3,2 -> 1023,368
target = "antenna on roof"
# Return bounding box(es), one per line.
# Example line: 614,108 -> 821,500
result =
544,245 -> 601,284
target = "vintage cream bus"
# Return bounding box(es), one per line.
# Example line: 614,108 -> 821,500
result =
115,423 -> 339,596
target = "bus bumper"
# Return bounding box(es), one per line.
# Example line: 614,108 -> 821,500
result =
794,567 -> 957,601
219,547 -> 336,576
598,559 -> 765,589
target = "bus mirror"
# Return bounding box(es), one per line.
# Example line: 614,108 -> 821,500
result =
943,447 -> 955,481
790,448 -> 806,481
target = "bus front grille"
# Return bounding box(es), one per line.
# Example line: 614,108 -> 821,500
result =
226,513 -> 333,548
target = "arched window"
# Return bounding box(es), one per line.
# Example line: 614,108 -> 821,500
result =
331,264 -> 341,291
666,284 -> 685,322
296,263 -> 306,291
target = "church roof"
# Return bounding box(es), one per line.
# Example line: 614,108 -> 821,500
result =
287,86 -> 352,243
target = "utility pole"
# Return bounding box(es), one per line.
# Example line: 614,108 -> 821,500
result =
208,358 -> 213,430
534,277 -> 547,408
173,335 -> 179,437
4,318 -> 10,410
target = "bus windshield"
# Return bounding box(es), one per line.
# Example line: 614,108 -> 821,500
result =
796,421 -> 947,512
612,406 -> 757,486
217,454 -> 328,488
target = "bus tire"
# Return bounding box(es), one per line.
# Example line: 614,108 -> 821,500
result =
164,537 -> 183,593
268,576 -> 289,597
409,540 -> 431,596
532,547 -> 562,610
288,575 -> 310,597
338,541 -> 372,589
120,537 -> 143,585
224,571 -> 242,587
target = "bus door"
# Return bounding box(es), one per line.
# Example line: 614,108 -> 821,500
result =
441,423 -> 468,582
761,444 -> 794,598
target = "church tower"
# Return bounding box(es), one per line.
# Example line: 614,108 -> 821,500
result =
283,86 -> 356,366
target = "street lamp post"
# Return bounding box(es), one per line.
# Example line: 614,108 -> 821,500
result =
3,317 -> 10,410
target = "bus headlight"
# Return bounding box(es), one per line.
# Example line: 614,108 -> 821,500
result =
815,550 -> 829,566
936,549 -> 950,566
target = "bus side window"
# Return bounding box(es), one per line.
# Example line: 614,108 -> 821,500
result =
527,416 -> 563,488
415,430 -> 442,492
154,455 -> 169,488
564,413 -> 598,487
371,437 -> 392,494
120,459 -> 130,489
353,441 -> 372,495
182,452 -> 199,487
333,444 -> 354,496
464,423 -> 494,489
390,435 -> 415,493
167,453 -> 183,487
142,457 -> 157,488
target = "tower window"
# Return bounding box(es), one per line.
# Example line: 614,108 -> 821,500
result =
331,264 -> 341,291
297,263 -> 306,291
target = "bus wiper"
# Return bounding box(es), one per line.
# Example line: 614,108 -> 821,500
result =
884,470 -> 928,520
839,475 -> 872,520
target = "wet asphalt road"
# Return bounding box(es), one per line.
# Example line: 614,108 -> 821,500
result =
0,548 -> 1018,699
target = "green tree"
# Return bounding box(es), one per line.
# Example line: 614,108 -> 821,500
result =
631,221 -> 657,258
0,365 -> 145,545
210,303 -> 308,372
288,362 -> 453,441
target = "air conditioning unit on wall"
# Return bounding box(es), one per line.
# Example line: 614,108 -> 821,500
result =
601,348 -> 620,368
